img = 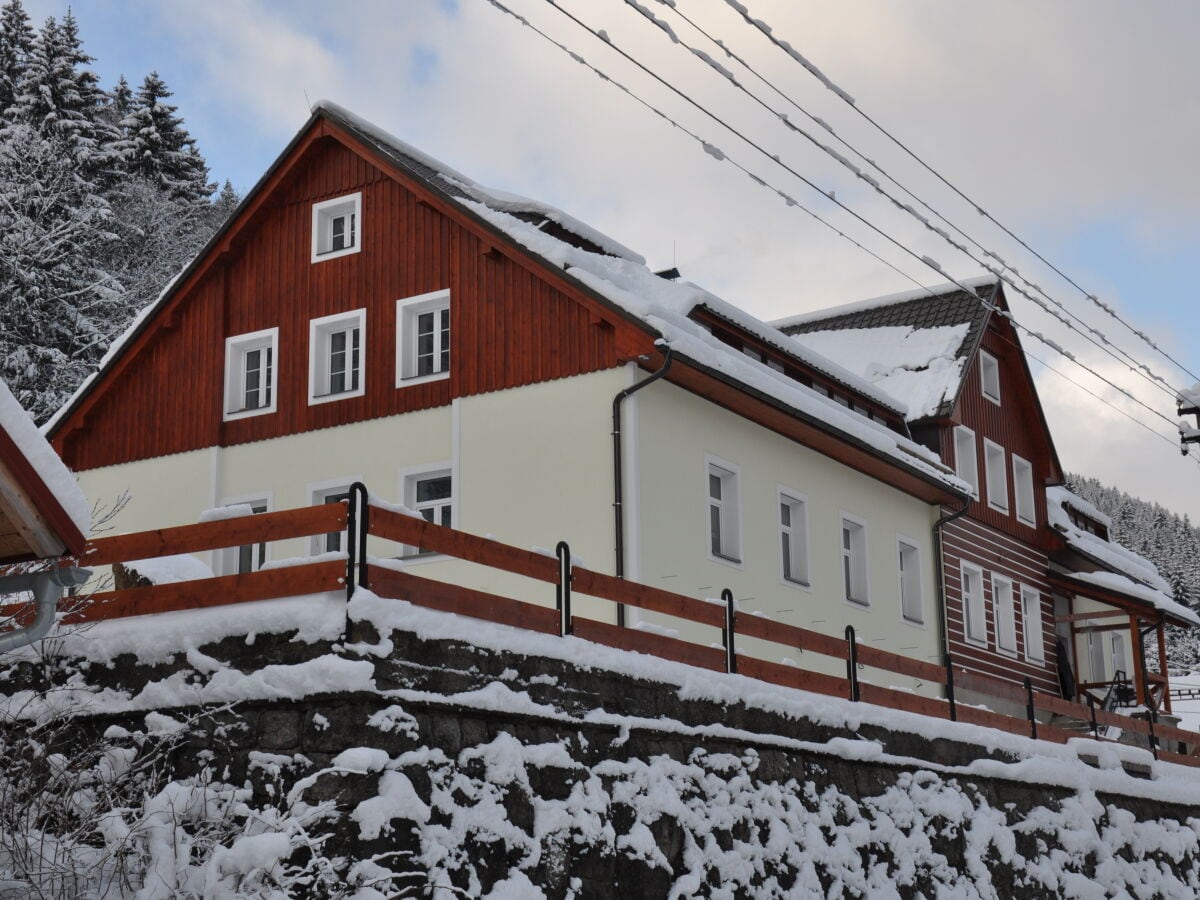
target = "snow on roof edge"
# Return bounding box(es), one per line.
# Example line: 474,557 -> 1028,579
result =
770,274 -> 999,331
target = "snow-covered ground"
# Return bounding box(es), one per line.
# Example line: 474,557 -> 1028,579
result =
1169,672 -> 1200,733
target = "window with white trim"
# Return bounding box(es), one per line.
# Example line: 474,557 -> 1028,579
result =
980,350 -> 1001,404
778,491 -> 809,586
312,486 -> 351,554
309,309 -> 365,404
1021,586 -> 1045,662
1111,634 -> 1127,677
401,467 -> 454,556
1088,631 -> 1106,682
954,426 -> 979,499
311,192 -> 361,262
218,499 -> 269,575
223,328 -> 278,421
707,461 -> 740,563
1012,455 -> 1035,526
898,540 -> 922,624
961,562 -> 986,644
396,290 -> 451,385
993,574 -> 1017,653
841,517 -> 868,605
984,439 -> 1008,513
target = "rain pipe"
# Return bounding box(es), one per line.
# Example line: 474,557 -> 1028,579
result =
612,344 -> 673,627
932,496 -> 971,685
0,566 -> 91,656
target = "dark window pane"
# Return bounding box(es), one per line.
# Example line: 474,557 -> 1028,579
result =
440,505 -> 451,527
332,215 -> 346,250
780,502 -> 790,527
709,473 -> 721,500
710,504 -> 721,556
417,476 -> 452,502
781,532 -> 791,580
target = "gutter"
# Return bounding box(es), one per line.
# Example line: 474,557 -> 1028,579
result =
932,497 -> 971,685
0,566 -> 92,655
612,345 -> 674,627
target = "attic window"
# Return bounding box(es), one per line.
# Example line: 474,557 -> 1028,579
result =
980,351 -> 1001,405
312,192 -> 361,262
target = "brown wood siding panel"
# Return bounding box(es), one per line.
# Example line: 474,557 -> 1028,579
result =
60,135 -> 637,471
941,515 -> 1058,694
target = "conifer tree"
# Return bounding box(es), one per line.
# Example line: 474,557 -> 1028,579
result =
0,0 -> 33,119
117,71 -> 212,202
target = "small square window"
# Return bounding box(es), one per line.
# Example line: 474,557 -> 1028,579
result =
707,460 -> 740,564
401,466 -> 454,557
898,540 -> 922,623
311,193 -> 362,262
309,309 -> 365,404
980,350 -> 1001,404
953,426 -> 979,499
841,517 -> 868,605
779,491 -> 809,586
984,439 -> 1008,513
396,290 -> 451,385
223,328 -> 278,421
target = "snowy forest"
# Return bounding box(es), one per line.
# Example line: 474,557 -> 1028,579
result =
0,0 -> 236,424
1067,472 -> 1200,672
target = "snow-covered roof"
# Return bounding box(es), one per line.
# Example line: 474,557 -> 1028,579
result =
770,275 -> 999,331
1046,486 -> 1196,626
0,378 -> 89,560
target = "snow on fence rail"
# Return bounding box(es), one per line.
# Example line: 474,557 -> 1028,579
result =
0,494 -> 1196,767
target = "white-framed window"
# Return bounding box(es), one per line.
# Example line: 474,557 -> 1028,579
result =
1012,455 -> 1035,526
309,482 -> 355,554
222,327 -> 278,421
1088,631 -> 1106,682
217,496 -> 271,575
953,426 -> 979,499
1021,586 -> 1045,662
311,192 -> 361,262
778,489 -> 809,587
841,516 -> 868,606
396,290 -> 451,386
984,439 -> 1008,513
897,539 -> 922,624
706,458 -> 741,565
980,350 -> 1001,405
400,465 -> 454,557
993,574 -> 1017,654
309,309 -> 365,404
1111,634 -> 1128,678
961,562 -> 987,645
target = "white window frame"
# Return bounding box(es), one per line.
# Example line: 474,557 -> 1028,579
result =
840,514 -> 869,607
953,426 -> 979,499
222,327 -> 278,422
1021,586 -> 1045,663
980,350 -> 1001,405
398,463 -> 455,559
308,477 -> 360,555
993,574 -> 1017,655
216,493 -> 272,576
1012,454 -> 1036,527
1111,633 -> 1128,678
897,538 -> 923,625
961,561 -> 987,646
309,309 -> 366,405
311,192 -> 362,262
777,486 -> 810,589
984,439 -> 1008,514
705,455 -> 742,567
396,290 -> 451,387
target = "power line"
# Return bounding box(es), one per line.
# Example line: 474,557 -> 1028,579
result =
625,0 -> 1183,408
719,0 -> 1200,389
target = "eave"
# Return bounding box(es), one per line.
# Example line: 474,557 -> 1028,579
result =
1047,569 -> 1191,628
0,426 -> 87,564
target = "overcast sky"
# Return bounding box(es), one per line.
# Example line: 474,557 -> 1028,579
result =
31,0 -> 1200,519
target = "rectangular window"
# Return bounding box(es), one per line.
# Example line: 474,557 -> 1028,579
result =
401,466 -> 454,557
954,426 -> 979,499
397,290 -> 451,385
223,327 -> 279,421
1012,455 -> 1035,526
311,192 -> 362,261
993,575 -> 1016,653
898,540 -> 922,624
961,563 -> 986,644
984,439 -> 1008,513
1088,631 -> 1106,682
236,501 -> 269,574
778,491 -> 809,586
841,517 -> 868,605
1021,586 -> 1045,662
311,486 -> 351,554
1111,634 -> 1127,678
707,461 -> 740,564
309,309 -> 366,404
980,350 -> 1001,404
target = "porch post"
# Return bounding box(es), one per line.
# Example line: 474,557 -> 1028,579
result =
1130,614 -> 1146,706
1157,620 -> 1172,714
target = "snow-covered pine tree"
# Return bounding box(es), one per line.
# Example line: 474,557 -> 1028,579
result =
116,71 -> 213,203
0,0 -> 33,121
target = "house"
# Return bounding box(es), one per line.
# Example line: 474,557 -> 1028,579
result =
777,280 -> 1197,713
45,102 -> 971,689
0,377 -> 91,653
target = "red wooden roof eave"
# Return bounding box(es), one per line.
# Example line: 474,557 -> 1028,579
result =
1046,569 -> 1191,629
0,425 -> 87,561
665,354 -> 967,507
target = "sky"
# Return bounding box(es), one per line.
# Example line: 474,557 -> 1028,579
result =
26,0 -> 1200,519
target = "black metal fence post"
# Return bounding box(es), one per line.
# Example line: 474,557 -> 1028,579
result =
944,653 -> 957,722
845,625 -> 859,702
556,541 -> 572,637
346,482 -> 370,600
1024,677 -> 1037,740
722,589 -> 736,674
1148,705 -> 1159,760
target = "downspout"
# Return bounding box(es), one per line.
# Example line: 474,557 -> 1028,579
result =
932,497 -> 971,687
0,566 -> 91,655
613,344 -> 673,627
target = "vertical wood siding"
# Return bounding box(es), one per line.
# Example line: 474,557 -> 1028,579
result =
58,138 -> 631,471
